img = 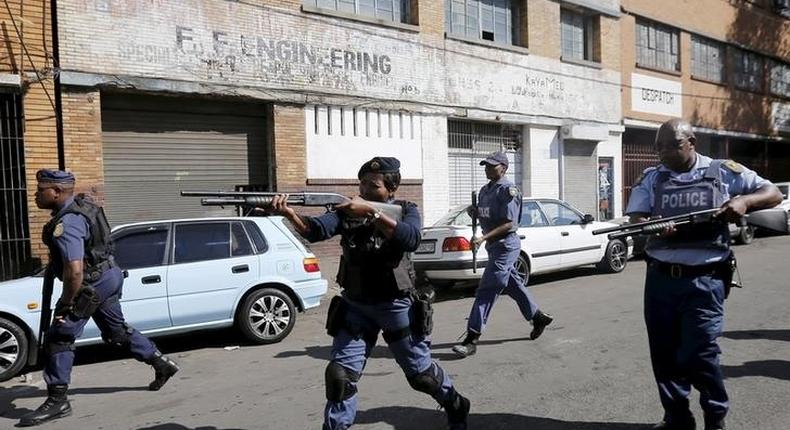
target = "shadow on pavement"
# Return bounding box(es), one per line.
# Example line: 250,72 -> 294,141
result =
721,359 -> 790,381
136,425 -> 248,430
722,329 -> 790,342
355,406 -> 653,430
0,385 -> 148,421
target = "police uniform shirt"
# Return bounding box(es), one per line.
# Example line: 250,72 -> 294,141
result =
49,197 -> 90,279
478,178 -> 521,237
625,153 -> 770,265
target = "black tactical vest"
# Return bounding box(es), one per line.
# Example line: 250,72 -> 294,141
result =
336,200 -> 416,302
42,194 -> 115,282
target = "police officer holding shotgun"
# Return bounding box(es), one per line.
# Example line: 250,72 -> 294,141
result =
20,170 -> 180,427
266,157 -> 470,430
625,119 -> 782,430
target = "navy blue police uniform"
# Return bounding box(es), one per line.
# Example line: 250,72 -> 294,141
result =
302,158 -> 469,430
626,154 -> 771,428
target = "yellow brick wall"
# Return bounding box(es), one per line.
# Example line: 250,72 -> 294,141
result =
527,0 -> 561,59
62,89 -> 105,202
271,103 -> 307,189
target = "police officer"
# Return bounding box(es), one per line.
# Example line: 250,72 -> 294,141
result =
20,170 -> 180,427
452,151 -> 554,358
626,119 -> 782,430
267,157 -> 470,430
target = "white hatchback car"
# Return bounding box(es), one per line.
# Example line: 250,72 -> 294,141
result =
412,198 -> 631,287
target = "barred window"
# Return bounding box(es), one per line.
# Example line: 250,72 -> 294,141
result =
635,19 -> 679,72
733,48 -> 764,92
306,0 -> 409,23
691,36 -> 725,83
561,9 -> 595,61
445,0 -> 515,45
770,61 -> 790,98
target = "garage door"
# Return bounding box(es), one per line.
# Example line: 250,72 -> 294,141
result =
101,94 -> 269,227
563,140 -> 597,217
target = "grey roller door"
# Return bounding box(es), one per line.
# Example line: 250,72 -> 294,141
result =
101,94 -> 269,227
562,140 -> 597,216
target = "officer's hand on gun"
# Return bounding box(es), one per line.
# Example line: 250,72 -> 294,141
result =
334,196 -> 378,219
715,196 -> 748,224
470,235 -> 484,248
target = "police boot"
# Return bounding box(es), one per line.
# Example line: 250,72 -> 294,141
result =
148,351 -> 180,391
442,388 -> 470,430
652,416 -> 696,430
18,384 -> 72,427
704,415 -> 725,430
452,331 -> 480,358
530,310 -> 554,340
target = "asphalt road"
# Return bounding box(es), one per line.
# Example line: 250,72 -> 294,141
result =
2,236 -> 789,430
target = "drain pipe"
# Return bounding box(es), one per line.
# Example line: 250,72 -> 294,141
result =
50,0 -> 65,170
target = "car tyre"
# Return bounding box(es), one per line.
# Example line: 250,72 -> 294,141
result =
734,225 -> 755,245
514,253 -> 530,285
237,288 -> 296,345
597,240 -> 628,273
0,317 -> 28,382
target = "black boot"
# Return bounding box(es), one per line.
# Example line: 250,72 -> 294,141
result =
530,310 -> 554,340
148,351 -> 180,391
652,415 -> 696,430
18,384 -> 72,427
442,388 -> 470,430
451,331 -> 480,358
704,414 -> 725,430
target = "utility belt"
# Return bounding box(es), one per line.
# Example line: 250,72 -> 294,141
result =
84,260 -> 116,282
54,285 -> 103,320
647,254 -> 741,298
325,289 -> 434,341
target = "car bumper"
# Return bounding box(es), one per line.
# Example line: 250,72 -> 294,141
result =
414,260 -> 487,280
293,278 -> 328,310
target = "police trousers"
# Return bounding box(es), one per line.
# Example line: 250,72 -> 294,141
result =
323,296 -> 454,430
43,267 -> 159,386
467,237 -> 539,334
644,262 -> 729,422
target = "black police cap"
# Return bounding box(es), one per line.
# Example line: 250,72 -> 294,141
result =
358,157 -> 401,179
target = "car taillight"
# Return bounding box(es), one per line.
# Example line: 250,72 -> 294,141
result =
442,237 -> 472,252
303,257 -> 320,273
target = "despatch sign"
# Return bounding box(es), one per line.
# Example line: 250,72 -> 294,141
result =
630,73 -> 682,117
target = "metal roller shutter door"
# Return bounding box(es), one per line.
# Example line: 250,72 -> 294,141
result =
101,95 -> 269,227
562,140 -> 597,216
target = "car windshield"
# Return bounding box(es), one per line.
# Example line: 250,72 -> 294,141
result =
433,206 -> 473,227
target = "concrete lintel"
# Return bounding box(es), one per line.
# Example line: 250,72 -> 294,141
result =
0,73 -> 22,87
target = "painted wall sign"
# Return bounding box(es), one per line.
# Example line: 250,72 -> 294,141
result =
772,102 -> 790,134
630,73 -> 682,117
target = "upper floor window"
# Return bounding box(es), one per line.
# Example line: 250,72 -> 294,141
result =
446,0 -> 516,45
691,35 -> 725,83
560,8 -> 597,62
635,19 -> 679,73
305,0 -> 409,23
770,61 -> 790,98
733,48 -> 764,92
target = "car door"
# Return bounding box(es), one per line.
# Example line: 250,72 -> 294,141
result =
539,200 -> 602,267
167,221 -> 260,326
517,200 -> 562,272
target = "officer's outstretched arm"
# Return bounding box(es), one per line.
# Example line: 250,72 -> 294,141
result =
717,184 -> 783,223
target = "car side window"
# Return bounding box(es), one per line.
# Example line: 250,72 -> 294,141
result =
113,225 -> 169,270
174,222 -> 231,264
540,201 -> 583,226
231,222 -> 254,257
243,221 -> 268,253
519,202 -> 549,227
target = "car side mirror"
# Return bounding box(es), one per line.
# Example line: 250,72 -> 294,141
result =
582,214 -> 595,224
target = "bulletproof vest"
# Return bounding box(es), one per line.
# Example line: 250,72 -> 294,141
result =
42,194 -> 115,282
645,160 -> 730,253
336,200 -> 415,302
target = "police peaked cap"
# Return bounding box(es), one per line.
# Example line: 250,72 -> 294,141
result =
358,157 -> 401,179
36,169 -> 75,185
480,151 -> 509,167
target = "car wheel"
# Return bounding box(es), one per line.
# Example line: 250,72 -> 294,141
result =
0,317 -> 28,382
514,253 -> 530,285
597,240 -> 628,273
734,226 -> 755,245
237,288 -> 296,344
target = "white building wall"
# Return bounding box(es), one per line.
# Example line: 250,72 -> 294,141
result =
420,114 -> 450,226
527,126 -> 561,199
596,132 -> 624,218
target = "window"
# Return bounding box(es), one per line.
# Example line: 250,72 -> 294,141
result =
538,201 -> 583,226
113,225 -> 169,270
733,48 -> 763,92
243,221 -> 269,253
305,0 -> 409,23
519,201 -> 548,227
561,8 -> 595,62
635,19 -> 679,72
691,35 -> 725,83
446,0 -> 516,45
231,222 -> 254,257
174,222 -> 231,264
770,61 -> 790,98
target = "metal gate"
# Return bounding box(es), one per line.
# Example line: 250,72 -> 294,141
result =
448,119 -> 522,207
622,128 -> 659,206
0,93 -> 31,281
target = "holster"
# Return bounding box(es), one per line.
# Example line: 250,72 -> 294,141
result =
325,295 -> 348,337
71,285 -> 102,319
410,289 -> 434,337
722,254 -> 741,299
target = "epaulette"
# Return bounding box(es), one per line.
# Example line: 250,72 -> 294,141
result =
721,159 -> 745,174
633,166 -> 656,186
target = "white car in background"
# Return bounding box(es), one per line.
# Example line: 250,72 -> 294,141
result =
412,198 -> 632,288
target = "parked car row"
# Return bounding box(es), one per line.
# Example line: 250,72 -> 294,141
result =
0,216 -> 327,382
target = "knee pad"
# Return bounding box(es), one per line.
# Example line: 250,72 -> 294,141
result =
407,362 -> 444,397
103,323 -> 134,347
46,341 -> 75,355
325,362 -> 359,402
